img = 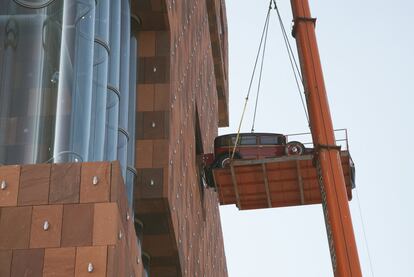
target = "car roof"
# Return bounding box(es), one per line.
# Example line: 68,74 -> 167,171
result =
215,132 -> 285,140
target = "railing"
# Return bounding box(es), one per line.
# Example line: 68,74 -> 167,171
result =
285,128 -> 349,151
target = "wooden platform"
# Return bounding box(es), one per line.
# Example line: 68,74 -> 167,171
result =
213,151 -> 354,210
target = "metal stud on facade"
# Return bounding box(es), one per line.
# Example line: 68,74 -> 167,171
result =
87,263 -> 94,273
43,221 -> 50,231
0,180 -> 6,190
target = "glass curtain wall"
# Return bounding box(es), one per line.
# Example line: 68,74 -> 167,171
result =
53,0 -> 95,163
89,0 -> 109,161
0,0 -> 96,164
104,0 -> 137,207
117,0 -> 130,181
104,0 -> 120,161
126,16 -> 138,207
0,0 -> 138,209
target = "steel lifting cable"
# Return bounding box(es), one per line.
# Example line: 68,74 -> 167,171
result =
250,4 -> 271,133
355,188 -> 376,277
232,0 -> 311,159
230,1 -> 273,160
273,0 -> 310,124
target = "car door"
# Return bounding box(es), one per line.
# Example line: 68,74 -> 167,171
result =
259,135 -> 285,158
238,135 -> 258,159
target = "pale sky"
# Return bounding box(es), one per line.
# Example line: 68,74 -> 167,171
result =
219,1 -> 414,276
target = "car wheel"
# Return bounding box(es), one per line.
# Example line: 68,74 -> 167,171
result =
285,141 -> 305,156
216,152 -> 241,168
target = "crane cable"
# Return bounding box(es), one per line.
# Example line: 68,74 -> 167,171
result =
273,0 -> 310,124
231,1 -> 273,160
355,187 -> 376,277
231,0 -> 311,159
252,0 -> 310,133
251,3 -> 271,133
251,0 -> 311,132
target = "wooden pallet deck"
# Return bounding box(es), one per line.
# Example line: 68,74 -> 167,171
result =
213,151 -> 354,210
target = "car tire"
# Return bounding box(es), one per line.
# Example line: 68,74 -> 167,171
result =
285,141 -> 305,156
216,152 -> 241,168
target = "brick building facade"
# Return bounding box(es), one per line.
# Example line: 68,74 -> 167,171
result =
0,0 -> 229,276
134,0 -> 229,275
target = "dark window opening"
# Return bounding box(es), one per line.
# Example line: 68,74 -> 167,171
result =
261,135 -> 282,145
240,135 -> 257,145
195,111 -> 206,188
195,115 -> 204,157
195,111 -> 208,220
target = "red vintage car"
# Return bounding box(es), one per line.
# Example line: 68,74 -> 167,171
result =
213,132 -> 307,168
201,132 -> 355,190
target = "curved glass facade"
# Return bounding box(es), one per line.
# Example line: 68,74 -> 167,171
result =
117,0 -> 130,180
105,85 -> 120,160
126,23 -> 138,206
89,0 -> 109,161
0,0 -> 137,209
0,0 -> 98,164
104,0 -> 121,161
0,1 -> 63,164
53,0 -> 95,163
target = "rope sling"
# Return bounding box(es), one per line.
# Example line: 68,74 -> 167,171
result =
230,0 -> 309,160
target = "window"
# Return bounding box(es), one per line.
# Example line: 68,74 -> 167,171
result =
261,135 -> 281,145
215,136 -> 236,147
240,135 -> 257,145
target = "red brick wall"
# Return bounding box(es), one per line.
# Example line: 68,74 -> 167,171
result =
0,162 -> 144,277
134,0 -> 228,276
167,0 -> 227,276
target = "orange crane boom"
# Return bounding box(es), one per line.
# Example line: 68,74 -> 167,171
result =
290,0 -> 363,276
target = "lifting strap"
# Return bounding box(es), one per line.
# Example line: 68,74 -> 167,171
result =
251,1 -> 272,133
230,1 -> 273,160
231,0 -> 310,160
